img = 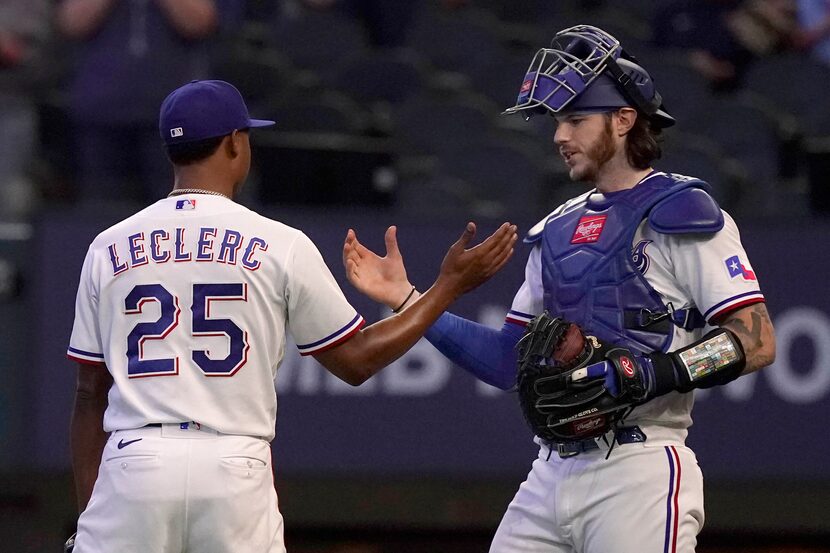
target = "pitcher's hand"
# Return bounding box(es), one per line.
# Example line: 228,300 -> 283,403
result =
344,226 -> 413,308
436,222 -> 517,297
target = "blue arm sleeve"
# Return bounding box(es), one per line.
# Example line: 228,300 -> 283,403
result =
424,312 -> 525,390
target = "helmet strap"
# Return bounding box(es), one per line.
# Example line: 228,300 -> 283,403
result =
602,56 -> 660,117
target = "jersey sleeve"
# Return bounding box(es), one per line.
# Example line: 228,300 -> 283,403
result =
285,233 -> 364,355
67,247 -> 106,365
425,313 -> 524,390
506,244 -> 544,327
667,211 -> 765,323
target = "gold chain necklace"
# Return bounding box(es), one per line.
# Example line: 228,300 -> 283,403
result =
167,188 -> 230,200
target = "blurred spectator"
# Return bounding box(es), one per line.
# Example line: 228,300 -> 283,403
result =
56,0 -> 245,204
725,0 -> 800,55
0,0 -> 51,219
795,0 -> 830,65
653,0 -> 749,89
653,0 -> 799,90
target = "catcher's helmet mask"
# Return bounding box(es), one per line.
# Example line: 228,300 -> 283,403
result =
503,24 -> 675,128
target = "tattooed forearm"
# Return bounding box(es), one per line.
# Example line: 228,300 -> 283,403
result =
720,303 -> 776,373
723,310 -> 762,346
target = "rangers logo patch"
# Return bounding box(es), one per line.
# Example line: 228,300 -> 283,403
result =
520,79 -> 533,94
724,254 -> 756,281
632,240 -> 652,274
571,215 -> 607,244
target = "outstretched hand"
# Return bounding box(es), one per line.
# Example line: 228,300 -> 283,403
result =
344,222 -> 518,309
436,221 -> 517,298
343,225 -> 413,308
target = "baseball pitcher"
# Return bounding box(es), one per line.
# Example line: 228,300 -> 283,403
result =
65,79 -> 517,553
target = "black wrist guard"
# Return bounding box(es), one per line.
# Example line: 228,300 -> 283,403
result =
652,328 -> 747,393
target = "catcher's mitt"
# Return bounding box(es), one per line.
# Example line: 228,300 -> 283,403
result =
516,311 -> 638,444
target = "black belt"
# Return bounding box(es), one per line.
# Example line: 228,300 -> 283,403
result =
548,426 -> 647,459
145,423 -> 162,427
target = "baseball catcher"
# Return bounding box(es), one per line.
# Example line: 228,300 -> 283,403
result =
342,22 -> 775,553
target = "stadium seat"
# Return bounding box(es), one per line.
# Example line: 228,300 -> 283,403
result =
437,137 -> 547,218
393,95 -> 498,155
644,57 -> 712,127
261,89 -> 370,134
395,172 -> 477,218
685,94 -> 781,185
619,0 -> 668,23
467,49 -> 539,109
252,134 -> 396,207
744,54 -> 830,137
471,0 -> 561,24
406,7 -> 506,73
657,133 -> 750,213
272,11 -> 369,74
212,47 -> 293,109
332,50 -> 428,107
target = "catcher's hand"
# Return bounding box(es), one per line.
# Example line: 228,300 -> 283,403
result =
569,342 -> 665,404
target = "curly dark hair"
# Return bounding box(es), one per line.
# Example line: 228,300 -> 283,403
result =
625,114 -> 663,169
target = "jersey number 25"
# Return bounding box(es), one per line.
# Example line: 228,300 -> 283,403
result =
125,283 -> 249,378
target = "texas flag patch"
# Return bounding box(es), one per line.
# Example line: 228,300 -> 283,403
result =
725,254 -> 756,281
175,199 -> 197,211
571,215 -> 607,244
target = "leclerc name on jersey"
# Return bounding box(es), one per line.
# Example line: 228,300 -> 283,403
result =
107,227 -> 268,276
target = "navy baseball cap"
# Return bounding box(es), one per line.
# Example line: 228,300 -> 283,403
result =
159,80 -> 275,145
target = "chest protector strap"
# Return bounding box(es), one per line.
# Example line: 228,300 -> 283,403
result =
539,173 -> 721,353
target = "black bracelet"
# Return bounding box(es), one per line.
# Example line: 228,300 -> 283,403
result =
392,286 -> 417,313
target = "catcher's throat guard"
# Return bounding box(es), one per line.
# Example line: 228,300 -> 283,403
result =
516,311 -> 635,443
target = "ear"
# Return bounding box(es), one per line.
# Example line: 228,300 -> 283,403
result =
227,129 -> 246,159
615,107 -> 638,136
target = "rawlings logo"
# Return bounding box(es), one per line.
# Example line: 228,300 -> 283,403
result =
520,79 -> 533,94
620,356 -> 636,377
573,416 -> 605,434
571,215 -> 607,244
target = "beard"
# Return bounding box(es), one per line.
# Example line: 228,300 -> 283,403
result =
569,117 -> 617,183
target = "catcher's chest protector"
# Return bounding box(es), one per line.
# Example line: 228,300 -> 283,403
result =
538,173 -> 714,353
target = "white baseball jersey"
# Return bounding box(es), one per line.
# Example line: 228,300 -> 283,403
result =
68,194 -> 364,441
506,174 -> 765,444
490,173 -> 764,553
